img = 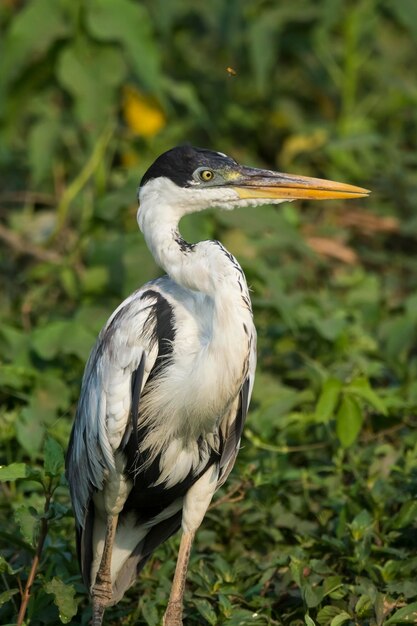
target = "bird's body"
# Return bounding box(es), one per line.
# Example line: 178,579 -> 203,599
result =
66,146 -> 369,625
68,247 -> 255,604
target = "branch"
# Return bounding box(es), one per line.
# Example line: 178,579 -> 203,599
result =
16,491 -> 52,626
0,191 -> 56,205
0,223 -> 62,264
209,479 -> 248,510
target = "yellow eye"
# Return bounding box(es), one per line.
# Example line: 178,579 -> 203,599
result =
199,169 -> 214,182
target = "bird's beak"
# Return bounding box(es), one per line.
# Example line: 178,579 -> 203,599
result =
229,166 -> 370,201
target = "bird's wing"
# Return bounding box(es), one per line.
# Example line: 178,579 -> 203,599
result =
66,285 -> 173,529
218,331 -> 256,487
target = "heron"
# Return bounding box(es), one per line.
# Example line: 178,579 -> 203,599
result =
66,145 -> 369,625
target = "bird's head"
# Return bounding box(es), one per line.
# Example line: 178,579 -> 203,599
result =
137,145 -> 369,228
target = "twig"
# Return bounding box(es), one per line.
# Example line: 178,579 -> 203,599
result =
16,575 -> 23,596
360,420 -> 412,443
2,572 -> 19,612
244,428 -> 328,453
16,490 -> 52,626
0,223 -> 62,264
0,191 -> 56,205
209,479 -> 248,510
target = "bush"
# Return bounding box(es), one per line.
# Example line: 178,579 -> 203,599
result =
1,1 -> 416,624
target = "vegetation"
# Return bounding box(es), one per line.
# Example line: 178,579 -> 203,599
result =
1,0 -> 417,624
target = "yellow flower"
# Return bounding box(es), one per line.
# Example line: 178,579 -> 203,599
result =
122,86 -> 166,137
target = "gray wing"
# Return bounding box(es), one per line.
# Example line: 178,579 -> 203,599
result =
218,329 -> 256,487
65,287 -> 163,528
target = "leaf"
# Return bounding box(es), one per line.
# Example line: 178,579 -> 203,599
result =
355,594 -> 373,616
33,375 -> 71,422
388,0 -> 417,42
193,598 -> 217,625
0,555 -> 19,575
381,316 -> 416,362
316,378 -> 342,422
0,463 -> 28,481
385,601 -> 417,624
317,605 -> 343,625
0,589 -> 19,608
336,395 -> 363,447
57,40 -> 126,134
61,324 -> 97,360
31,320 -> 96,361
305,615 -> 317,626
322,575 -> 344,598
248,12 -> 281,95
386,582 -> 417,600
81,266 -> 109,295
141,598 -> 159,625
349,509 -> 373,541
223,609 -> 263,625
330,612 -> 352,626
162,77 -> 206,120
248,5 -> 317,95
303,583 -> 324,608
0,364 -> 34,390
31,321 -> 69,360
44,436 -> 64,477
405,294 -> 417,320
391,500 -> 417,529
46,501 -> 69,522
345,377 -> 387,415
0,325 -> 31,367
44,577 -> 78,624
28,115 -> 60,184
314,317 -> 347,341
86,0 -> 161,92
0,0 -> 70,88
16,409 -> 45,457
14,505 -> 37,546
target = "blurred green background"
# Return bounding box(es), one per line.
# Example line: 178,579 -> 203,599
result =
1,1 -> 417,625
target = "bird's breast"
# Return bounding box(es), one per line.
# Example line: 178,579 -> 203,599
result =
139,285 -> 255,448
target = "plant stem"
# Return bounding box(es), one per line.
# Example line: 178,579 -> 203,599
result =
51,123 -> 114,241
16,490 -> 52,626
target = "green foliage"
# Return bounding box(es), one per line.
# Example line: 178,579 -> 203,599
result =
1,0 -> 417,624
0,438 -> 75,624
44,577 -> 78,624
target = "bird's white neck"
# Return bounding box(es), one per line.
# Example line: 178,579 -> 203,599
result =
138,179 -> 247,298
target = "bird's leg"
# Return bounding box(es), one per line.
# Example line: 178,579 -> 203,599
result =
164,465 -> 218,625
163,530 -> 195,626
91,514 -> 118,626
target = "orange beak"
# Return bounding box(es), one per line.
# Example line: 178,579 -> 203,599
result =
228,167 -> 370,201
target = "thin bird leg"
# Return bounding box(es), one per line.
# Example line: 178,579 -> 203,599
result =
91,514 -> 118,626
163,530 -> 195,626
